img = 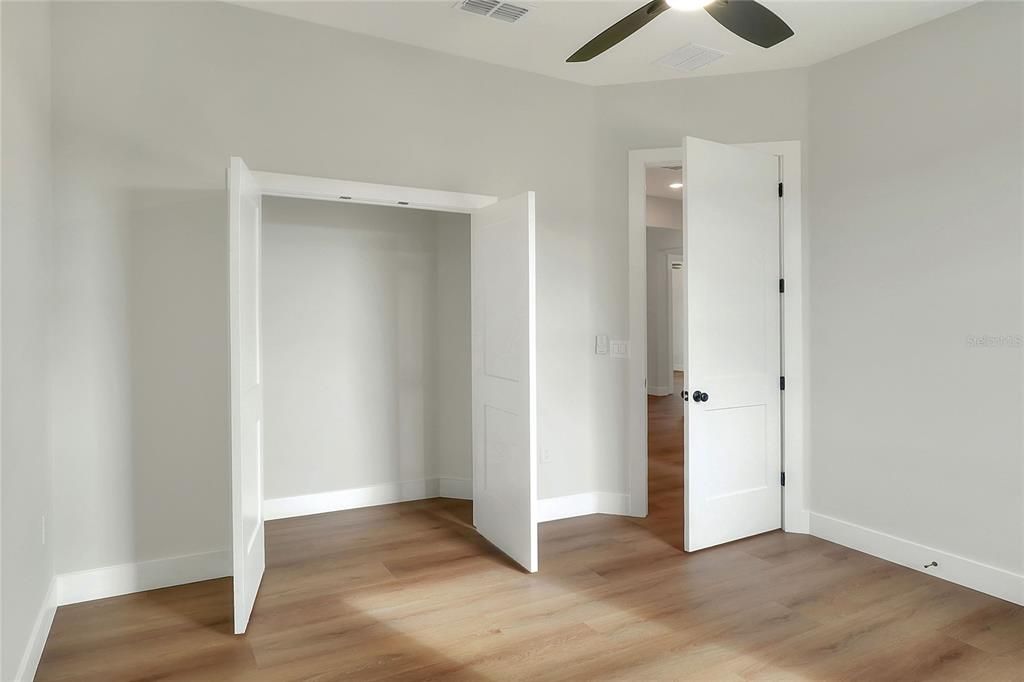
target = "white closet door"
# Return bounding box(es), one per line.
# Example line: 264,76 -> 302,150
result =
471,192 -> 538,572
228,156 -> 265,633
683,137 -> 782,552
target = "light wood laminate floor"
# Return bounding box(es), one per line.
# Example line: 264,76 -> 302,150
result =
36,375 -> 1024,680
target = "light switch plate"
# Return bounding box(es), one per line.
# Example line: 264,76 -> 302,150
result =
610,339 -> 629,358
595,335 -> 609,355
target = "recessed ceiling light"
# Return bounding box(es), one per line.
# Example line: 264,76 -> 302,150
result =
669,182 -> 684,189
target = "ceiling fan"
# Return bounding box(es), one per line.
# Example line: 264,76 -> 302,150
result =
567,0 -> 794,63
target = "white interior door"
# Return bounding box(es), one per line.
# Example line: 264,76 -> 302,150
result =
683,137 -> 782,552
471,192 -> 538,572
228,157 -> 265,632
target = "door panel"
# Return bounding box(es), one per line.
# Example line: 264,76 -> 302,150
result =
229,157 -> 265,633
471,192 -> 538,573
683,137 -> 782,552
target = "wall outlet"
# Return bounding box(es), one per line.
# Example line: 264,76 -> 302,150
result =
610,339 -> 630,359
595,335 -> 609,355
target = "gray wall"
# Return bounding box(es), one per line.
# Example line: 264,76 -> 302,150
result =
1,2 -> 55,679
809,0 -> 1024,573
435,212 -> 474,484
262,199 -> 471,499
48,0 -> 599,573
47,0 -> 812,575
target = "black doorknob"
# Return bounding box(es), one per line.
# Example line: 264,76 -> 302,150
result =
682,390 -> 688,401
693,391 -> 709,403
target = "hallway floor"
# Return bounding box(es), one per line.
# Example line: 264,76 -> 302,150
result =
645,370 -> 686,550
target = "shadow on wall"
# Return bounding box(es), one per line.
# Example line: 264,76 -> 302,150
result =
125,188 -> 231,564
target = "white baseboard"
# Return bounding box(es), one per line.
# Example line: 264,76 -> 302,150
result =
51,486 -> 633,616
51,477 -> 475,610
265,479 -> 439,520
537,491 -> 630,523
265,477 -> 474,521
810,512 -> 1024,606
438,477 -> 472,500
647,386 -> 672,397
14,577 -> 57,682
57,550 -> 231,607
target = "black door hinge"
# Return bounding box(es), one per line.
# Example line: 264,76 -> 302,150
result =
781,471 -> 786,487
780,376 -> 786,391
779,278 -> 785,293
778,182 -> 784,198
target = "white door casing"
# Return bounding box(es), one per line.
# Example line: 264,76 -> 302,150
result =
683,137 -> 782,551
229,157 -> 265,633
471,192 -> 539,572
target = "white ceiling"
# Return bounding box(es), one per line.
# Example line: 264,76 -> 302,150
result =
646,166 -> 683,199
235,1 -> 976,86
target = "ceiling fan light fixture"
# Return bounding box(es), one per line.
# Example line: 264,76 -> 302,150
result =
567,0 -> 792,63
666,0 -> 715,12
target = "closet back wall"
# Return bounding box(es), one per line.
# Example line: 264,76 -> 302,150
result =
262,199 -> 471,506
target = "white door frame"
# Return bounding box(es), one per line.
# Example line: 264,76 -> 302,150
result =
229,161 -> 501,627
250,169 -> 497,213
665,252 -> 685,381
649,249 -> 684,396
626,143 -> 808,534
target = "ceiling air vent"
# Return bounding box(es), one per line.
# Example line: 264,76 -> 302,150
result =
655,44 -> 727,73
455,0 -> 531,23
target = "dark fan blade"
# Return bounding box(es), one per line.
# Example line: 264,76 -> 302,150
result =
567,0 -> 670,63
704,0 -> 793,48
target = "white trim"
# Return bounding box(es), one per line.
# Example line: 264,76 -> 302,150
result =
439,476 -> 473,500
742,141 -> 809,534
628,148 -> 680,517
537,492 -> 630,523
252,170 -> 497,214
14,578 -> 56,682
51,477 -> 475,610
627,143 -> 809,533
641,246 -> 686,402
810,513 -> 1024,606
1,6 -> 6,676
48,488 -> 625,617
57,551 -> 231,607
664,251 -> 684,397
264,478 -> 475,521
265,479 -> 440,520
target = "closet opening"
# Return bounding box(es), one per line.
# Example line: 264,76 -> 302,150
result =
261,198 -> 474,523
227,159 -> 539,632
